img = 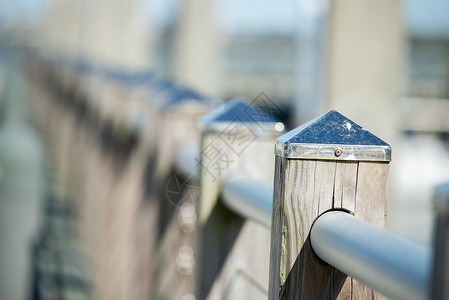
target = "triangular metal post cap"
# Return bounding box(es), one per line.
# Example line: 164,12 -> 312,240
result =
275,110 -> 391,161
200,98 -> 285,135
160,86 -> 210,112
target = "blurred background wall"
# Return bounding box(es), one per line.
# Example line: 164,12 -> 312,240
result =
1,0 -> 449,298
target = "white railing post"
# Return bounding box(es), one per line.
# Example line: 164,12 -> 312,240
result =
269,110 -> 391,299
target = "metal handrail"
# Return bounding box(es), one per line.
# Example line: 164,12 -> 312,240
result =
174,144 -> 200,176
221,173 -> 273,228
310,211 -> 432,300
173,146 -> 273,228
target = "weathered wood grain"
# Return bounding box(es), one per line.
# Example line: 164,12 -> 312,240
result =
269,156 -> 286,300
333,161 -> 358,300
270,159 -> 389,300
352,162 -> 389,300
334,161 -> 358,212
355,162 -> 389,226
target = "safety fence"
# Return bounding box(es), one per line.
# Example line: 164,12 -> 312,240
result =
25,55 -> 446,300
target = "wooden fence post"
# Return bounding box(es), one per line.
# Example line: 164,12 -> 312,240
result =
431,182 -> 449,300
196,98 -> 284,299
149,88 -> 211,300
269,110 -> 391,299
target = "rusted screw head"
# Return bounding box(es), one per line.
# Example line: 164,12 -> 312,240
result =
335,148 -> 342,157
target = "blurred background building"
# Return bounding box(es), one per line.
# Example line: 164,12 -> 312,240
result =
0,0 -> 449,298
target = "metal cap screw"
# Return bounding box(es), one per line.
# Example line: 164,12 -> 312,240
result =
335,148 -> 342,157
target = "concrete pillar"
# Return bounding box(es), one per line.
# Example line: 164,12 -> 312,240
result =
173,0 -> 220,96
325,0 -> 403,147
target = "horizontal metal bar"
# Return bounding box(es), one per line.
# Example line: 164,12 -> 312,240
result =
221,173 -> 273,228
174,147 -> 273,228
174,144 -> 200,177
310,211 -> 432,300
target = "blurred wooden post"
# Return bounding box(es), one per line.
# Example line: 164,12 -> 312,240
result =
196,99 -> 284,299
431,183 -> 449,300
150,89 -> 211,300
269,110 -> 391,299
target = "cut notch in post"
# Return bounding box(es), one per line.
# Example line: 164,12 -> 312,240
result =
269,110 -> 390,300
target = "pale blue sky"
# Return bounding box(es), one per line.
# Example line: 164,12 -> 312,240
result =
142,0 -> 449,38
0,0 -> 46,25
405,0 -> 449,38
0,0 -> 448,38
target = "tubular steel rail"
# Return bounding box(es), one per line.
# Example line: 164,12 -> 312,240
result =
221,173 -> 273,228
310,211 -> 431,300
